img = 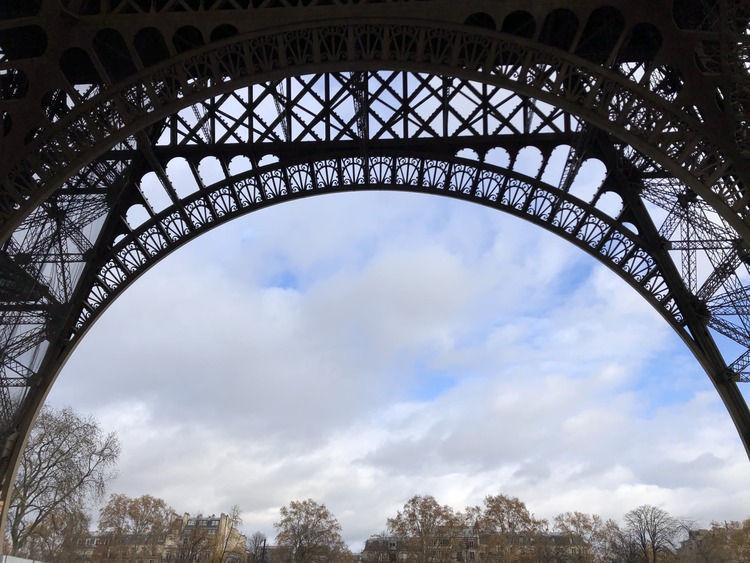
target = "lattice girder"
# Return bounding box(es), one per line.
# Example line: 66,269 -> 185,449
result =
4,80 -> 749,443
80,153 -> 683,331
1,13 -> 749,238
0,0 -> 749,539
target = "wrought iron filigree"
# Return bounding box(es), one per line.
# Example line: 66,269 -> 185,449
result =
0,0 -> 749,533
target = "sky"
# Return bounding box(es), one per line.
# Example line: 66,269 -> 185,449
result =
46,189 -> 750,550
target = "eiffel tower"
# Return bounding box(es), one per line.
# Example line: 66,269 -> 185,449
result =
0,0 -> 749,525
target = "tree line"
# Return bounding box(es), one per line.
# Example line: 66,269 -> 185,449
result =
362,494 -> 750,563
5,406 -> 750,562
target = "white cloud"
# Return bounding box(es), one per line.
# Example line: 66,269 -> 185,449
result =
48,192 -> 750,549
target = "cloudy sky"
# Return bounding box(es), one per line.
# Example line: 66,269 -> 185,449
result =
46,189 -> 750,549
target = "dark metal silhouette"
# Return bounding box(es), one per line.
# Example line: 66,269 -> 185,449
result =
0,0 -> 748,529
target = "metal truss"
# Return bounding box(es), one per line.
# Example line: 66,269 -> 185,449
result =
0,0 -> 749,527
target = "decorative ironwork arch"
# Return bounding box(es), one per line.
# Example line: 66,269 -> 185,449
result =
3,22 -> 748,239
1,0 -> 749,535
79,153 -> 679,334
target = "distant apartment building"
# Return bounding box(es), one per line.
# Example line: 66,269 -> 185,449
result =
79,512 -> 246,562
166,512 -> 246,562
361,528 -> 584,563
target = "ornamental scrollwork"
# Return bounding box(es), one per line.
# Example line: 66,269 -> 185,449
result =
623,250 -> 655,282
209,187 -> 239,217
236,176 -> 264,205
314,160 -> 342,190
448,164 -> 477,195
343,158 -> 366,186
576,216 -> 609,247
502,179 -> 532,210
285,31 -> 316,66
186,199 -> 216,228
644,273 -> 671,303
422,160 -> 449,191
164,212 -> 192,242
474,172 -> 504,202
141,227 -> 171,257
81,155 -> 669,345
354,26 -> 385,61
262,169 -> 288,200
288,164 -> 314,193
599,233 -> 634,265
100,260 -> 127,290
2,0 -> 750,518
527,193 -> 555,222
3,22 -> 744,245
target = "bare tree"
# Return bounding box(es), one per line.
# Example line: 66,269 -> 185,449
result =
624,505 -> 685,563
172,514 -> 214,563
553,511 -> 606,562
213,505 -> 245,563
97,493 -> 174,561
387,495 -> 461,563
469,494 -> 546,563
169,510 -> 246,563
247,531 -> 268,563
6,406 -> 120,556
718,519 -> 750,561
22,504 -> 90,563
677,528 -> 725,563
678,519 -> 750,562
598,519 -> 640,563
275,499 -> 350,563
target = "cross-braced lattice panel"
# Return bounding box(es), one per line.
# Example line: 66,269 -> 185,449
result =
0,8 -> 749,492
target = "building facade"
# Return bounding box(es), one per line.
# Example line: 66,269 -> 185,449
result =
79,512 -> 246,563
362,529 -> 584,563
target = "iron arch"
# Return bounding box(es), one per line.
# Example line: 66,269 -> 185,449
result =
1,3 -> 749,536
79,154 -> 679,335
2,21 -> 748,241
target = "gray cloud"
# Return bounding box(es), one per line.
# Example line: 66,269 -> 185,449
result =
48,192 -> 750,549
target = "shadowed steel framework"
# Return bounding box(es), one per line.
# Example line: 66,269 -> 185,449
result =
0,0 -> 749,528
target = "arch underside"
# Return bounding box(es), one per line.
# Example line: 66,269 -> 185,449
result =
4,69 -> 750,450
86,151 -> 682,328
0,5 -> 749,506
